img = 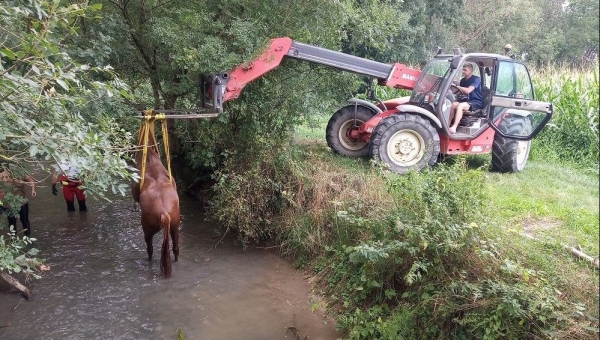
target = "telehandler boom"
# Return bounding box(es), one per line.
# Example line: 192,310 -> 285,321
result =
203,37 -> 552,174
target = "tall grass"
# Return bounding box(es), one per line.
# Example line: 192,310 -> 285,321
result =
531,65 -> 599,172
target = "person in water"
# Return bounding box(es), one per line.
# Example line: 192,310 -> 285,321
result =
0,166 -> 37,236
52,161 -> 87,212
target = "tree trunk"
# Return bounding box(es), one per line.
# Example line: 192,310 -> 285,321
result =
163,93 -> 182,153
0,272 -> 32,300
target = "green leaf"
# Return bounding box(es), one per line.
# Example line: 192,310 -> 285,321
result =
55,78 -> 69,90
29,144 -> 39,157
1,48 -> 16,59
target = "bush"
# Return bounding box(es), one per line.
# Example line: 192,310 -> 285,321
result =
0,225 -> 42,280
209,140 -> 298,245
1,184 -> 43,286
311,159 -> 584,339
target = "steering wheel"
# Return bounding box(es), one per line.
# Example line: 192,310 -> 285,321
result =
450,83 -> 462,96
446,83 -> 460,102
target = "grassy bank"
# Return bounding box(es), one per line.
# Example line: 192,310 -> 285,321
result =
287,136 -> 598,339
298,117 -> 596,338
208,66 -> 599,338
209,132 -> 598,338
295,110 -> 599,255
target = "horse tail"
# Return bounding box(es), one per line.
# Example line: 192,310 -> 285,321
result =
160,213 -> 172,278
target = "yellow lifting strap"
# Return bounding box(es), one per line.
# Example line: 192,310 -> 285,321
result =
137,110 -> 173,189
160,118 -> 173,184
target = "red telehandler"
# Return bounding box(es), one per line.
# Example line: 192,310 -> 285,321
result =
202,37 -> 552,174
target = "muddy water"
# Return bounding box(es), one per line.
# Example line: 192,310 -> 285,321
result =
0,187 -> 340,340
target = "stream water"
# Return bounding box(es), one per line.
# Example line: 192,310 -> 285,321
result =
0,186 -> 340,340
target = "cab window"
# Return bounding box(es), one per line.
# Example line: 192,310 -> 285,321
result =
496,61 -> 534,99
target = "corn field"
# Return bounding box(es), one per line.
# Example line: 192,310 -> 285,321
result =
531,65 -> 599,170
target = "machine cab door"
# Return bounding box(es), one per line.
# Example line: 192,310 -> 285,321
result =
488,60 -> 552,140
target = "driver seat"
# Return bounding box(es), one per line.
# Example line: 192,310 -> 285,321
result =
459,86 -> 490,126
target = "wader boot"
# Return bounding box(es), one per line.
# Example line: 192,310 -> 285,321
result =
78,199 -> 87,212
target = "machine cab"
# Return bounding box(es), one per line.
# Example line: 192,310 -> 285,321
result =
409,54 -> 552,140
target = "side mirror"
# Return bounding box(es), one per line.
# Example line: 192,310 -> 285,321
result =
450,55 -> 461,70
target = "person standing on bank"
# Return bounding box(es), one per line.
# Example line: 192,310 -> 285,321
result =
504,43 -> 516,59
0,168 -> 37,236
52,161 -> 87,212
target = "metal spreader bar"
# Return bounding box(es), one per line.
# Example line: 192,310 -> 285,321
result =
135,109 -> 220,119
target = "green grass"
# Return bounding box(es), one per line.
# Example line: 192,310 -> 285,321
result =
296,104 -> 599,256
487,160 -> 599,255
293,114 -> 329,141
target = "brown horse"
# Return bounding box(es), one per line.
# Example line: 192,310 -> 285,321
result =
132,120 -> 180,278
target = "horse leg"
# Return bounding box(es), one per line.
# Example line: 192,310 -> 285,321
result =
170,225 -> 179,262
144,233 -> 153,261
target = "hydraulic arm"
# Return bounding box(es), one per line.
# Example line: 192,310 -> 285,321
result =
204,37 -> 421,112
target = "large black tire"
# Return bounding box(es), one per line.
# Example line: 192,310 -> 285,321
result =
369,114 -> 440,174
326,105 -> 377,157
491,115 -> 533,173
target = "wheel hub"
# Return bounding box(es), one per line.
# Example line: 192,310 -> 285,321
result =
339,120 -> 367,151
387,129 -> 425,166
397,140 -> 416,158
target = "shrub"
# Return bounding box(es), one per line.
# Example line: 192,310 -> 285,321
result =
209,140 -> 297,245
312,159 -> 584,339
0,226 -> 42,280
0,184 -> 43,287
